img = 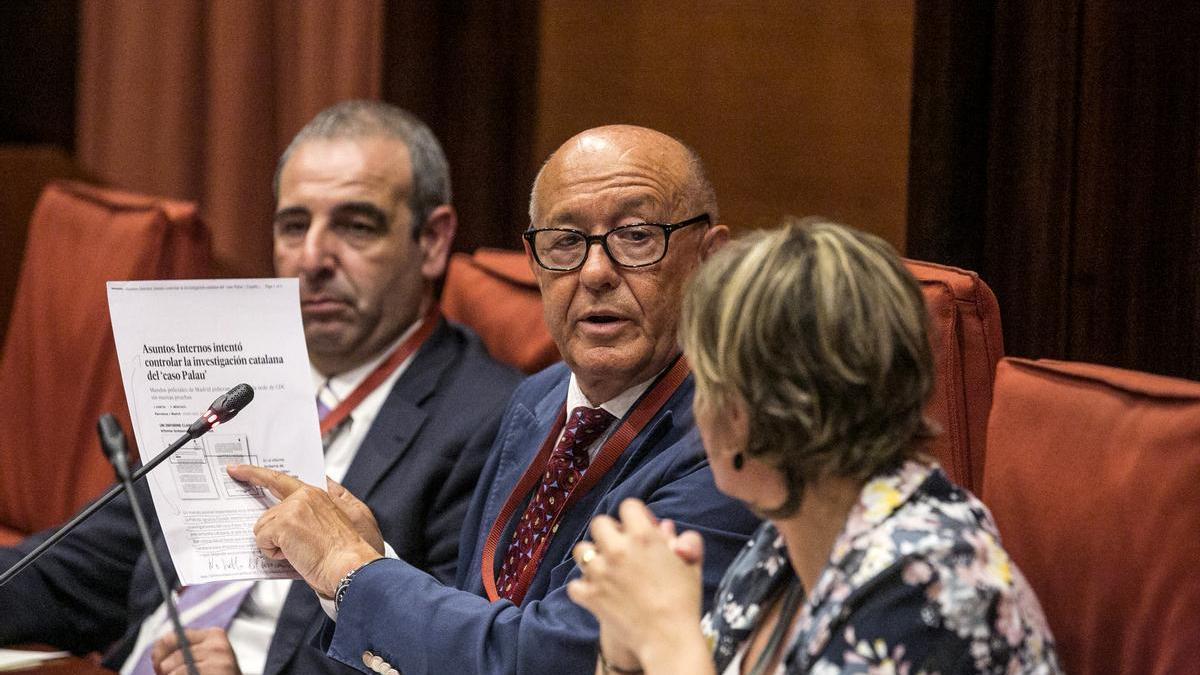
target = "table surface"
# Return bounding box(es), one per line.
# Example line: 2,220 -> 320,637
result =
20,658 -> 111,673
3,648 -> 112,674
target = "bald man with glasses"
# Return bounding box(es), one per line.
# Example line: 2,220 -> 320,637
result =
224,125 -> 760,675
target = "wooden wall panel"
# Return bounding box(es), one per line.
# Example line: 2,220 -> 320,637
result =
533,1 -> 914,250
1067,1 -> 1200,378
905,1 -> 993,269
0,1 -> 78,149
981,2 -> 1081,361
383,1 -> 540,252
909,0 -> 1200,380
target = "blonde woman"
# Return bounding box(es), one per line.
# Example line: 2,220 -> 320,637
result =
567,219 -> 1060,674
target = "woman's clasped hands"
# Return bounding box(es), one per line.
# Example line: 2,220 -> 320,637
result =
566,498 -> 716,675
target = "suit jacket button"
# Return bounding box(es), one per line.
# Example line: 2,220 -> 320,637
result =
362,651 -> 375,667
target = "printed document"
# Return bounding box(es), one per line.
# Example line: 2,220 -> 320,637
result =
107,279 -> 324,584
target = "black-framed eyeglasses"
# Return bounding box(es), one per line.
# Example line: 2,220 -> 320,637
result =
523,213 -> 710,272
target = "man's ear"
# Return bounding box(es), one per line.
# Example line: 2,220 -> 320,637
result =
418,205 -> 457,281
699,223 -> 731,261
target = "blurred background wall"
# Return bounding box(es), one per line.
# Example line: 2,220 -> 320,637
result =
1,0 -> 1197,380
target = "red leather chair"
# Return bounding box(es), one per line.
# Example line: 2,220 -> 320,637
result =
0,145 -> 90,344
0,181 -> 212,545
442,248 -> 560,374
904,260 -> 1004,493
983,358 -> 1200,674
443,252 -> 1003,495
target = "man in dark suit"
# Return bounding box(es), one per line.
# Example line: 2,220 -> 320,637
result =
227,124 -> 761,674
0,101 -> 521,674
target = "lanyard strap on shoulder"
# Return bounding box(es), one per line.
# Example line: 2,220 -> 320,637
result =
481,355 -> 691,602
318,305 -> 441,437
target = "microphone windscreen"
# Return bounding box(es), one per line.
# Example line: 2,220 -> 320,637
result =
97,413 -> 128,461
222,383 -> 255,415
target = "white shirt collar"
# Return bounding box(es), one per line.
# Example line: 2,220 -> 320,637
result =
565,371 -> 657,421
564,370 -> 661,462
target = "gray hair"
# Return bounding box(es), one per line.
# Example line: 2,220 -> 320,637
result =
274,100 -> 451,235
680,217 -> 936,518
678,140 -> 719,224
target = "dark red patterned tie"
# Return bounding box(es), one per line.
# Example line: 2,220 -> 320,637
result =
496,406 -> 615,603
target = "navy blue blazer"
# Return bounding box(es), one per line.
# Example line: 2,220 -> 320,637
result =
323,361 -> 760,674
0,320 -> 521,675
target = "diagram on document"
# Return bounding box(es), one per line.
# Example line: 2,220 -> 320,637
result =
165,433 -> 264,501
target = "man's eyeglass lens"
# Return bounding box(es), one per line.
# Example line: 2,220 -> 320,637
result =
533,225 -> 667,270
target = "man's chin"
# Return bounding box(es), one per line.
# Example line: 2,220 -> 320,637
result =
303,328 -> 357,359
566,345 -> 661,400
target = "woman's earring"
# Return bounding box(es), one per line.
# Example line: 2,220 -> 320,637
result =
732,453 -> 744,471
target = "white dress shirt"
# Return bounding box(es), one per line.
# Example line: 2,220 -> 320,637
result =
122,321 -> 422,675
564,373 -> 653,460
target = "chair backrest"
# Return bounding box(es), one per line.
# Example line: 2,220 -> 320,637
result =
0,181 -> 212,545
443,252 -> 1002,491
983,357 -> 1200,674
0,145 -> 89,345
904,259 -> 1004,493
442,248 -> 560,374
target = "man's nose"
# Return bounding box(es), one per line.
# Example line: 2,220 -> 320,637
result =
299,224 -> 337,276
578,240 -> 620,290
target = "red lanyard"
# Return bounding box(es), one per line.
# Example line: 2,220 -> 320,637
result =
318,305 -> 441,437
481,355 -> 691,602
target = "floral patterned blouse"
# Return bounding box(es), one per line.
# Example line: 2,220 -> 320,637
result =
701,460 -> 1061,674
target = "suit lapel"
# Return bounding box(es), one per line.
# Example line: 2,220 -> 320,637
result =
339,320 -> 455,500
557,372 -> 696,563
484,378 -> 567,559
263,320 -> 455,675
581,373 -> 693,514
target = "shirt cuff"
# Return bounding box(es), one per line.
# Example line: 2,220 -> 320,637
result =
319,593 -> 338,621
318,541 -> 400,621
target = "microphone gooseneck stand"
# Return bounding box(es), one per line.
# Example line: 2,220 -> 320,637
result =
98,414 -> 199,675
0,383 -> 255,587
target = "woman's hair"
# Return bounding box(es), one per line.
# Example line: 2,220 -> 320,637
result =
680,217 -> 936,518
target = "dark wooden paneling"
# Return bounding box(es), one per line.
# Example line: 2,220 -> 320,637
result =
981,1 -> 1081,362
909,0 -> 1200,380
905,0 -> 994,271
0,1 -> 78,148
1068,1 -> 1200,379
382,1 -> 540,252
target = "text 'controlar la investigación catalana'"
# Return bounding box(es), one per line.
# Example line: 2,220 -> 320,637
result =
141,342 -> 285,381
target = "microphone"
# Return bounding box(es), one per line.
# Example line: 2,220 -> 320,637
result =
98,413 -> 132,478
98,415 -> 199,675
0,384 -> 255,587
187,383 -> 255,436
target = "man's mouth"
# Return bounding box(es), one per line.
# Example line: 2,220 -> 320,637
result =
577,312 -> 631,336
301,296 -> 351,316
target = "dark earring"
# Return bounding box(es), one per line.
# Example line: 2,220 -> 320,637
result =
732,453 -> 744,471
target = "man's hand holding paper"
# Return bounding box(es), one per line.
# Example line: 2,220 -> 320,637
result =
226,465 -> 383,598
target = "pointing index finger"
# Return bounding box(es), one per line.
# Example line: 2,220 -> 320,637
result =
226,464 -> 304,499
